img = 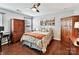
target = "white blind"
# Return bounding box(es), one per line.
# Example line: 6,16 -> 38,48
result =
0,14 -> 2,26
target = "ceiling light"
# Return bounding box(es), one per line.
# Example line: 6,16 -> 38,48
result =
31,7 -> 36,12
31,3 -> 40,12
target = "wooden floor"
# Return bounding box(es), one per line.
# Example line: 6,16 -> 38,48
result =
0,40 -> 79,55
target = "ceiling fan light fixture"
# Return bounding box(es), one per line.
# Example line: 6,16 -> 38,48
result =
31,3 -> 40,12
31,7 -> 36,12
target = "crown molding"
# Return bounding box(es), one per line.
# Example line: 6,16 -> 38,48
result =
0,7 -> 33,19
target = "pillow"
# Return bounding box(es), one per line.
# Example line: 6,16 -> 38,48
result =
40,28 -> 49,32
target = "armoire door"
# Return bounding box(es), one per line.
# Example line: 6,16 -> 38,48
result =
11,19 -> 25,43
61,16 -> 79,45
61,17 -> 72,46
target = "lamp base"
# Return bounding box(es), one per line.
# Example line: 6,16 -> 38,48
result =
77,41 -> 79,45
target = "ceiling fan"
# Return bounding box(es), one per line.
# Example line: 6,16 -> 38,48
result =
31,3 -> 40,12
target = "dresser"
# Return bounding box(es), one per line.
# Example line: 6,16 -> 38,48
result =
11,19 -> 25,43
61,16 -> 79,46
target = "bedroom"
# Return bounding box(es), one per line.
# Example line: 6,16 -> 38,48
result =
0,3 -> 79,55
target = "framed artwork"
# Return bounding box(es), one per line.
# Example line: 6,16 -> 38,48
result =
40,17 -> 55,26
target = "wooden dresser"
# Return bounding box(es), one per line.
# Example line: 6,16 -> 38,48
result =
11,19 -> 25,43
61,15 -> 79,46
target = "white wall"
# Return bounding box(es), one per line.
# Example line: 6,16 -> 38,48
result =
0,14 -> 3,26
0,8 -> 32,33
25,19 -> 32,32
33,6 -> 79,40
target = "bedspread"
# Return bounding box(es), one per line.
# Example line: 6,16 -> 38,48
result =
21,31 -> 53,53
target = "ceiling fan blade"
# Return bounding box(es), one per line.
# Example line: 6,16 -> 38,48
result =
31,3 -> 40,12
36,9 -> 40,12
37,3 -> 40,7
32,4 -> 36,8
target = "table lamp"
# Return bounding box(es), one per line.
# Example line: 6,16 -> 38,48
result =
74,22 -> 79,46
74,22 -> 79,37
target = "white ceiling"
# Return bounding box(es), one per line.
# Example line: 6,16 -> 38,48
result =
0,3 -> 79,16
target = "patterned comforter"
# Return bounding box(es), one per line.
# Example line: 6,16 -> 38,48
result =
21,31 -> 53,53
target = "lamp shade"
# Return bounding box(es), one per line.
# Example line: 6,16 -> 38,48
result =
74,22 -> 79,28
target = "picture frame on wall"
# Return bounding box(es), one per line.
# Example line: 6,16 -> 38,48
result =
40,17 -> 55,26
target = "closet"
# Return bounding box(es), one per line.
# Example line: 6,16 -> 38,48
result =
11,19 -> 25,43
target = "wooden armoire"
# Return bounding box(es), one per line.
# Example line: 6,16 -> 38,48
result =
11,19 -> 25,43
61,15 -> 79,46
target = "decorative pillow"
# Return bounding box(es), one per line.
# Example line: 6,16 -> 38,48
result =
40,28 -> 49,32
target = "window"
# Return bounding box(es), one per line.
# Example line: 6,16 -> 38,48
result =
0,14 -> 3,26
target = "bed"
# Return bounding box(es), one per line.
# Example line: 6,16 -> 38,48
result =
21,28 -> 53,53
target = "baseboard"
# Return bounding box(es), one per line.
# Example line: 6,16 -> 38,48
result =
53,38 -> 61,41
